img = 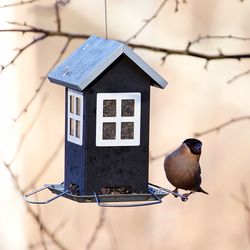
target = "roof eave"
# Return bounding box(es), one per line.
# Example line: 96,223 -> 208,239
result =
48,75 -> 82,91
48,36 -> 168,90
123,45 -> 168,89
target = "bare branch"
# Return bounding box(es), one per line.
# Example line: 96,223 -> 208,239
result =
86,208 -> 106,250
12,38 -> 71,123
126,0 -> 168,43
36,205 -> 48,250
29,218 -> 69,249
0,156 -> 69,250
1,34 -> 48,73
187,34 -> 250,50
0,26 -> 87,38
105,218 -> 117,250
130,42 -> 250,61
150,151 -> 167,162
194,115 -> 250,137
0,0 -> 69,8
231,184 -> 250,246
174,0 -> 180,12
29,241 -> 54,250
55,4 -> 61,32
11,78 -> 46,122
54,0 -> 70,32
227,68 -> 250,84
150,115 -> 250,162
28,219 -> 69,248
26,205 -> 69,250
4,95 -> 47,167
56,0 -> 70,6
175,0 -> 187,12
24,137 -> 64,193
2,23 -> 250,63
0,0 -> 41,8
0,20 -> 88,38
52,218 -> 68,236
232,194 -> 250,212
7,21 -> 38,30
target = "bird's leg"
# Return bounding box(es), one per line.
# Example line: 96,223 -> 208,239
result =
182,191 -> 194,198
172,188 -> 179,198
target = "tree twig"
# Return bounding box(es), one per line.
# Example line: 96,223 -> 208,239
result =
36,204 -> 48,250
2,23 -> 250,74
86,208 -> 106,250
0,0 -> 41,8
126,0 -> 168,43
227,68 -> 250,84
194,115 -> 250,137
12,37 -> 71,123
231,184 -> 250,246
187,34 -> 250,51
0,34 -> 48,73
150,115 -> 250,162
24,137 -> 64,193
105,217 -> 117,250
4,94 -> 47,167
0,157 -> 69,250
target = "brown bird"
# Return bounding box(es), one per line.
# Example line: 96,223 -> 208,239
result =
164,138 -> 208,199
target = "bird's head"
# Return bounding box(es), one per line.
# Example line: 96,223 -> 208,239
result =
183,138 -> 202,155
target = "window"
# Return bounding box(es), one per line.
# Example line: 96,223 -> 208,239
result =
67,89 -> 83,145
96,93 -> 141,146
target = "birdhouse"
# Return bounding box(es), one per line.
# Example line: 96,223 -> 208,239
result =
24,35 -> 173,207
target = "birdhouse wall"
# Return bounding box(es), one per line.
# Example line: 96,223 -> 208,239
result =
64,89 -> 87,195
84,55 -> 151,195
64,55 -> 151,196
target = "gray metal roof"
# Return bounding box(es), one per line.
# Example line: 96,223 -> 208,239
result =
48,35 -> 167,91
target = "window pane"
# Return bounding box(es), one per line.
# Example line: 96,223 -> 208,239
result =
121,122 -> 134,139
76,97 -> 80,115
70,95 -> 74,113
103,122 -> 116,139
70,118 -> 74,136
121,99 -> 134,117
76,120 -> 80,138
103,100 -> 116,117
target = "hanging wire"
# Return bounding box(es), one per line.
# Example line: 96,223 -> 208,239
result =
104,0 -> 108,39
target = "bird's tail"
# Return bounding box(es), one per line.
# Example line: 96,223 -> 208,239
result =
197,187 -> 209,195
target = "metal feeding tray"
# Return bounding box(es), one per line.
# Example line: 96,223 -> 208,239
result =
24,183 -> 188,207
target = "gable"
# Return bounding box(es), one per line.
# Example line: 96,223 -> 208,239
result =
48,35 -> 167,91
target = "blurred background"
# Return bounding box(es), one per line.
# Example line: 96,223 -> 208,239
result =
0,0 -> 250,249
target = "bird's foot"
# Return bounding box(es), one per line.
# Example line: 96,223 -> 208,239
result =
172,188 -> 179,198
181,194 -> 188,202
181,191 -> 193,202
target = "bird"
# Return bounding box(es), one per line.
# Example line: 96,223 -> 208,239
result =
164,138 -> 208,199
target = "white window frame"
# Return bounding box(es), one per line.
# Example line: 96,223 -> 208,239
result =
67,89 -> 83,146
96,92 -> 141,147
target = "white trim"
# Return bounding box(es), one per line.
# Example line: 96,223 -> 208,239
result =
67,89 -> 83,145
96,92 -> 141,147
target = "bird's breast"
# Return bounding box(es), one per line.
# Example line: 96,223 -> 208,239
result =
164,154 -> 200,190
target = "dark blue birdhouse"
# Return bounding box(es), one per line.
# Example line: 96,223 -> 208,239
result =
24,35 -> 173,207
